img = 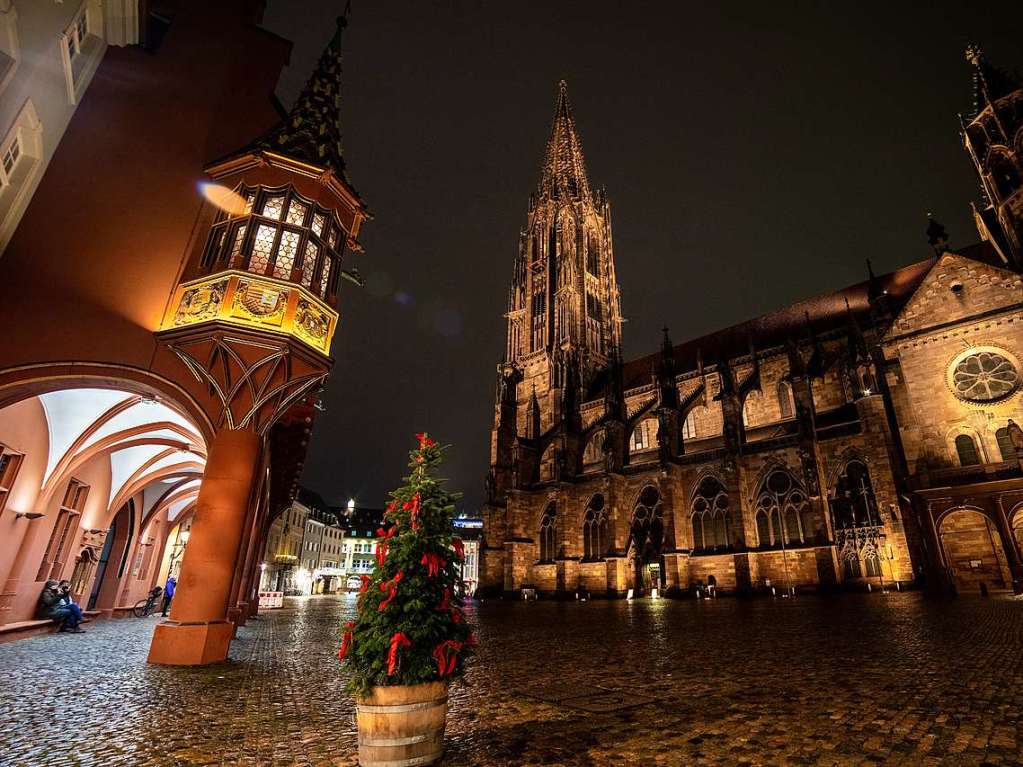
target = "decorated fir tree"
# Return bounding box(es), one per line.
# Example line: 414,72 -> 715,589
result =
339,433 -> 474,695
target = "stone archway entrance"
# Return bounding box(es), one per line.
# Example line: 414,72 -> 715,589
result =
938,509 -> 1011,593
627,486 -> 665,596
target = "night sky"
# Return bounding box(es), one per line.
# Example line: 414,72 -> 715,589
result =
260,1 -> 1023,512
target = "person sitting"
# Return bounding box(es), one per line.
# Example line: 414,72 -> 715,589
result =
36,580 -> 84,633
57,580 -> 86,625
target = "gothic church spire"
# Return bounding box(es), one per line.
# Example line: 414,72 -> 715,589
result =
536,81 -> 592,202
255,16 -> 350,180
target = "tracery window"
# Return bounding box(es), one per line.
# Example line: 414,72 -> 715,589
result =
742,390 -> 762,428
955,434 -> 981,466
754,470 -> 813,547
830,460 -> 879,529
200,185 -> 347,301
586,234 -> 599,275
631,419 -> 657,452
530,282 -> 546,351
538,504 -> 556,563
631,486 -> 664,554
691,476 -> 731,551
582,494 -> 608,560
949,349 -> 1019,402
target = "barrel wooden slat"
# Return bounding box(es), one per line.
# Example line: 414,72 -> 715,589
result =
357,681 -> 448,767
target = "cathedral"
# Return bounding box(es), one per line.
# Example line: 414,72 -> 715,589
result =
480,49 -> 1023,598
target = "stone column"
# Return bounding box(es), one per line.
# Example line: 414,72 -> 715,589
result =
993,497 -> 1023,594
148,427 -> 260,665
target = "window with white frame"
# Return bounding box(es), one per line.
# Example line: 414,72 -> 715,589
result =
60,1 -> 104,104
0,99 -> 43,252
0,3 -> 19,94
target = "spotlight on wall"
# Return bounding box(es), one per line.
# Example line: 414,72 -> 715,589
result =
15,512 -> 44,520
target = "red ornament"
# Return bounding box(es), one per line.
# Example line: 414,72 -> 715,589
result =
450,607 -> 462,624
402,494 -> 422,531
416,432 -> 437,449
452,538 -> 464,560
387,632 -> 412,676
431,639 -> 463,676
420,552 -> 445,577
358,575 -> 371,594
376,540 -> 388,567
338,621 -> 355,661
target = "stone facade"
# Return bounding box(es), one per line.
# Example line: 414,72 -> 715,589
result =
482,58 -> 1023,599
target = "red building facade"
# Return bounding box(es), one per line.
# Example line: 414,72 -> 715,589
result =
0,1 -> 367,664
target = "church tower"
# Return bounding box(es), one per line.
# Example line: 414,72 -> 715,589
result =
502,81 -> 622,431
962,46 -> 1023,270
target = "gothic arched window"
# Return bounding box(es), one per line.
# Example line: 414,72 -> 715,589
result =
955,434 -> 981,466
631,486 -> 664,554
682,410 -> 698,440
691,476 -> 731,551
582,494 -> 608,560
586,233 -> 599,275
538,504 -> 556,563
988,151 -> 1020,200
631,418 -> 657,452
742,391 -> 762,428
777,381 -> 794,419
830,459 -> 879,529
755,470 -> 812,547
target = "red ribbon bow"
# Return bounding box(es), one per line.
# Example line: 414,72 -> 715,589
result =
378,571 -> 404,611
416,432 -> 437,449
452,538 -> 464,560
403,494 -> 422,531
338,621 -> 355,661
420,552 -> 445,577
450,607 -> 463,624
436,587 -> 450,612
431,639 -> 463,677
387,632 -> 412,676
358,575 -> 371,594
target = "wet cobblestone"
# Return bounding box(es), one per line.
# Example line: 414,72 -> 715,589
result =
2,593 -> 1023,766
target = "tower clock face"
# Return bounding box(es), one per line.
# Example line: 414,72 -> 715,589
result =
947,347 -> 1020,403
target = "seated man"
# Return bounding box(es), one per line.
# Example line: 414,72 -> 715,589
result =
58,580 -> 86,625
36,580 -> 84,634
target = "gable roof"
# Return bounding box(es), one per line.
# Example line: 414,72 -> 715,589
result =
596,240 -> 1007,396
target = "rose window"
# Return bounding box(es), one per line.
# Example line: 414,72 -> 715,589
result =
950,350 -> 1019,402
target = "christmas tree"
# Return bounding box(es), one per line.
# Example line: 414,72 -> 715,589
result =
340,433 -> 474,695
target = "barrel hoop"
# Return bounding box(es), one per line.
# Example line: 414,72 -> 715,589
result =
357,697 -> 447,714
357,753 -> 443,767
358,733 -> 437,747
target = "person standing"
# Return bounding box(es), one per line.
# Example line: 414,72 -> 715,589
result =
161,576 -> 176,617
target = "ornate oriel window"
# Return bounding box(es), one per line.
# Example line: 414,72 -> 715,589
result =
200,185 -> 347,301
947,347 -> 1020,403
538,503 -> 556,563
691,475 -> 731,551
754,469 -> 814,547
582,494 -> 607,560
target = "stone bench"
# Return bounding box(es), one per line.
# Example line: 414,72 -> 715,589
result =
0,619 -> 60,644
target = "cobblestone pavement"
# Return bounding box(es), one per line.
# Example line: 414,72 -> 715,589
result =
3,592 -> 1023,766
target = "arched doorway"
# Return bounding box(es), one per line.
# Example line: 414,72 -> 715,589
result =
627,486 -> 664,595
91,501 -> 135,610
938,508 -> 1010,592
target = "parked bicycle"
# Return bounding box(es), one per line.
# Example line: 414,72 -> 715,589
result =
133,586 -> 164,618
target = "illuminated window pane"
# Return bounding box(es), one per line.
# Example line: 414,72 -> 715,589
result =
243,191 -> 255,215
319,258 -> 331,296
273,230 -> 300,280
328,227 -> 339,247
250,224 -> 276,274
285,200 -> 308,226
302,242 -> 318,287
229,224 -> 247,267
2,136 -> 20,176
311,212 -> 325,237
76,12 -> 88,45
261,195 -> 285,220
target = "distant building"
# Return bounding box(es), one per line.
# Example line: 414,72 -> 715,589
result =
335,504 -> 384,584
453,516 -> 483,596
261,500 -> 309,594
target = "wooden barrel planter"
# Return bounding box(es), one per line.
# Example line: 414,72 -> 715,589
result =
356,681 -> 448,766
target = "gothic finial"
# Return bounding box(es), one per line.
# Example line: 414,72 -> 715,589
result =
926,213 -> 949,255
661,326 -> 673,357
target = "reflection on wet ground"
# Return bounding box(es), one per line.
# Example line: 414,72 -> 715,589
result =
2,592 -> 1022,765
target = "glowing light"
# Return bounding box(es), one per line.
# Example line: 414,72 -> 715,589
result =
199,182 -> 248,216
347,498 -> 356,510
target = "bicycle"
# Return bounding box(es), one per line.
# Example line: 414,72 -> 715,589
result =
133,586 -> 164,618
